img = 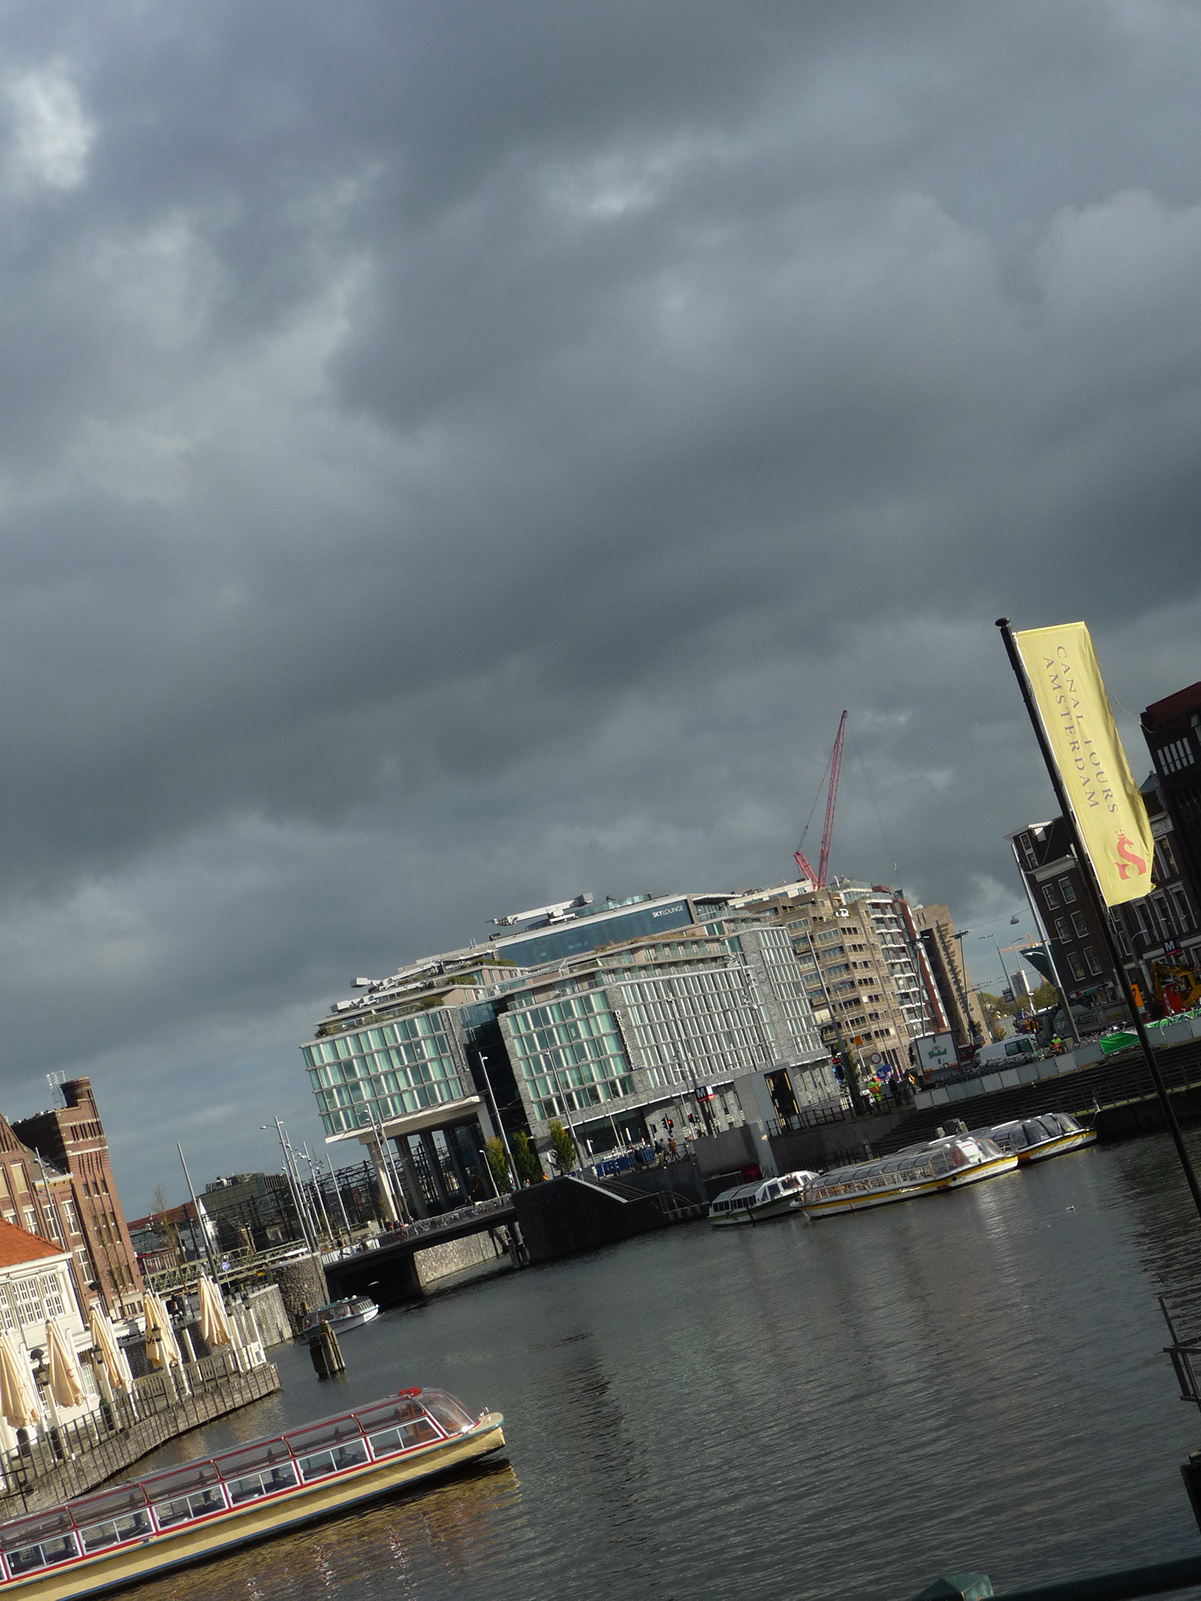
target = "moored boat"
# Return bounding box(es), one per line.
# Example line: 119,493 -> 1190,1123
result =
302,1296 -> 380,1337
708,1170 -> 818,1226
799,1134 -> 1017,1219
0,1386 -> 504,1600
973,1111 -> 1096,1164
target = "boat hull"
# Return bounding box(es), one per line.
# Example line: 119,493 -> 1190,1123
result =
710,1197 -> 799,1227
801,1153 -> 1018,1219
1017,1128 -> 1097,1164
2,1415 -> 505,1601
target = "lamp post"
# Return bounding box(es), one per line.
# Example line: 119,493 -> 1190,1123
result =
261,1120 -> 316,1251
325,1156 -> 354,1237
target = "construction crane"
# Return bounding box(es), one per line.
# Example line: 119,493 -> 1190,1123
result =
794,711 -> 847,887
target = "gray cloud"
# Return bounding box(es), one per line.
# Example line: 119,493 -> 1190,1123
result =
0,2 -> 1196,1206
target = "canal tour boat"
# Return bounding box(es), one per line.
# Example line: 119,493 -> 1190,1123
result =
799,1133 -> 1017,1220
973,1111 -> 1097,1165
301,1296 -> 380,1337
708,1170 -> 819,1226
0,1387 -> 504,1601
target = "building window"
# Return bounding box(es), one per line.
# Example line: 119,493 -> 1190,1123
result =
1059,878 -> 1077,903
1159,737 -> 1195,775
1054,918 -> 1070,943
1174,890 -> 1194,932
1068,953 -> 1087,981
1071,912 -> 1088,938
1043,882 -> 1061,909
1158,838 -> 1179,877
1084,947 -> 1103,976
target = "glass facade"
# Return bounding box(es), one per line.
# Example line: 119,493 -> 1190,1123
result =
619,967 -> 771,1084
495,899 -> 693,968
504,993 -> 634,1122
302,1014 -> 470,1136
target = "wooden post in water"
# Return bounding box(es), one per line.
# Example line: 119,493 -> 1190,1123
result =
308,1319 -> 346,1379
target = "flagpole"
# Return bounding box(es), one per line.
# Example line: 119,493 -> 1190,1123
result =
997,617 -> 1201,1225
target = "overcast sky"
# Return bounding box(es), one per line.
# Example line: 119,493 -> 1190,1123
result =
0,1 -> 1198,1214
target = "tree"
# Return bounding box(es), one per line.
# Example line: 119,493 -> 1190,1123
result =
976,993 -> 1009,1041
484,1136 -> 512,1194
512,1131 -> 545,1185
1032,980 -> 1059,1010
547,1119 -> 578,1175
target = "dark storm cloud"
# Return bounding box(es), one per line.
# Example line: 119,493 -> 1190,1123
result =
0,1 -> 1197,1202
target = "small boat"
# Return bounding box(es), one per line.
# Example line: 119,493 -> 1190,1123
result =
0,1387 -> 504,1599
708,1170 -> 818,1226
974,1111 -> 1096,1164
800,1134 -> 1017,1219
302,1296 -> 379,1337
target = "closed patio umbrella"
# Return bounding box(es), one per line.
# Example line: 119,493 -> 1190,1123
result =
142,1292 -> 182,1371
0,1333 -> 40,1431
44,1320 -> 85,1409
197,1276 -> 234,1349
88,1303 -> 133,1392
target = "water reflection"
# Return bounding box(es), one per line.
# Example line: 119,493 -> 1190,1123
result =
131,1461 -> 520,1601
124,1140 -> 1201,1600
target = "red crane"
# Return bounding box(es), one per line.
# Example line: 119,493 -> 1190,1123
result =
794,711 -> 847,887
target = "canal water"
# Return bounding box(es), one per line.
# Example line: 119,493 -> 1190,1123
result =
130,1134 -> 1201,1601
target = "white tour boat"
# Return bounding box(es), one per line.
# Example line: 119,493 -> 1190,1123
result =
301,1297 -> 380,1337
708,1170 -> 819,1226
0,1386 -> 504,1600
973,1111 -> 1096,1165
799,1134 -> 1017,1219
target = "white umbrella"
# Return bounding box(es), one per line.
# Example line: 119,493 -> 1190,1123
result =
44,1320 -> 85,1409
88,1303 -> 133,1393
142,1292 -> 183,1371
197,1277 -> 234,1349
0,1333 -> 40,1430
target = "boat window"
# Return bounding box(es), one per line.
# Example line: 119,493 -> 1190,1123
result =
70,1486 -> 153,1553
224,1462 -> 299,1505
151,1487 -> 227,1529
285,1417 -> 367,1456
296,1438 -> 370,1481
423,1391 -> 477,1434
930,1150 -> 951,1175
216,1439 -> 295,1475
1,1510 -> 78,1576
144,1461 -> 226,1529
358,1400 -> 442,1456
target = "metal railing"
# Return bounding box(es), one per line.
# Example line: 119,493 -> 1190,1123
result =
0,1349 -> 242,1497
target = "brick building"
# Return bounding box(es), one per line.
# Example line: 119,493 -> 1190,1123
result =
1142,681 -> 1201,914
12,1078 -> 142,1319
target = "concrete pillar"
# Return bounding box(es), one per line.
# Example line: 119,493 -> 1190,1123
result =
419,1131 -> 452,1207
392,1137 -> 429,1219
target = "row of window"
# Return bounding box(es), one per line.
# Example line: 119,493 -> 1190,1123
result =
1042,875 -> 1078,909
303,1013 -> 450,1067
0,1271 -> 68,1335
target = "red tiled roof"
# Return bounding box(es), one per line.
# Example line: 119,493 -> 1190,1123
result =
0,1217 -> 63,1267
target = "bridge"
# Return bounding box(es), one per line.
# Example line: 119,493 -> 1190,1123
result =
324,1196 -> 523,1304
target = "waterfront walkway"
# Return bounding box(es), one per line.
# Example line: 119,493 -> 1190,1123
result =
0,1351 -> 280,1518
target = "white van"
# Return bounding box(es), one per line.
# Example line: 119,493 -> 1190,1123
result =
975,1036 -> 1040,1070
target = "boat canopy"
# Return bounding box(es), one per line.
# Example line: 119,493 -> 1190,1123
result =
979,1112 -> 1083,1149
817,1135 -> 1004,1188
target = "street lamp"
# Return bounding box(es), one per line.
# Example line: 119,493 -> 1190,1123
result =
261,1119 -> 317,1251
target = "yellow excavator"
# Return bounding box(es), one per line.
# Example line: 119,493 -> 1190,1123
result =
1151,959 -> 1201,1014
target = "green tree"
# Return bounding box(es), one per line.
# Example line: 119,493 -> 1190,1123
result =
547,1119 -> 578,1175
1032,980 -> 1059,1009
484,1136 -> 512,1193
512,1130 -> 545,1185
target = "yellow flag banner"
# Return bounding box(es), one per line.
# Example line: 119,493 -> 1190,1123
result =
1014,621 -> 1155,907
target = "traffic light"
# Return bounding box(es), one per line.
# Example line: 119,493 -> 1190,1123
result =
665,1116 -> 674,1131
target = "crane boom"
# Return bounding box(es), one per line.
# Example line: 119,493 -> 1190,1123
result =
817,711 -> 847,887
794,711 -> 848,887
